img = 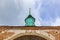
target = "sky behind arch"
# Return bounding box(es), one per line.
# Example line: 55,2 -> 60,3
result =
0,0 -> 60,26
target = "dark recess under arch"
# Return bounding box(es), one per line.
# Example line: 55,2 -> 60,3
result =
14,35 -> 47,40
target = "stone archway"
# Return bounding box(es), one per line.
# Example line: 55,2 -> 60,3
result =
14,35 -> 47,40
8,30 -> 55,40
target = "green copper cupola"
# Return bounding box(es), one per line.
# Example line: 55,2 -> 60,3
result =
25,8 -> 35,26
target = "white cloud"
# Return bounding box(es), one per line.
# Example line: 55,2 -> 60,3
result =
0,0 -> 60,26
22,0 -> 35,8
51,18 -> 60,26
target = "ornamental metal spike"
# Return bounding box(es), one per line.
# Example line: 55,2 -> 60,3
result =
29,8 -> 31,15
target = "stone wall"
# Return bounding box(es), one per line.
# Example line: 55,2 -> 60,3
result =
0,26 -> 60,40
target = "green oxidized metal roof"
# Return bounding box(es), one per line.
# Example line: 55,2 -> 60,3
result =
25,14 -> 35,22
25,8 -> 35,26
25,8 -> 35,22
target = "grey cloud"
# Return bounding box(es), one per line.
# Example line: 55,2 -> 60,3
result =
0,0 -> 22,26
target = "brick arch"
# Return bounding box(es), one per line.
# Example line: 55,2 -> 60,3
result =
9,30 -> 55,40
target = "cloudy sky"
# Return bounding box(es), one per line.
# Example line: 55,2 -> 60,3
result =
0,0 -> 60,26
